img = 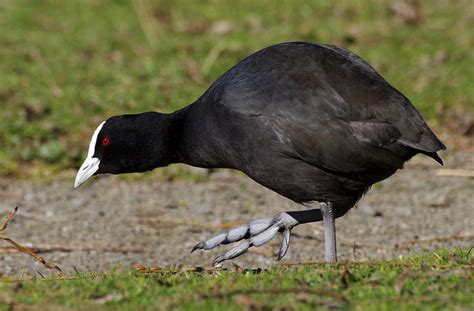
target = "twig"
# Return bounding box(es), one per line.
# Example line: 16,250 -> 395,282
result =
135,265 -> 222,274
278,259 -> 473,269
435,168 -> 474,177
395,234 -> 474,249
1,207 -> 62,276
0,244 -> 145,254
0,206 -> 17,231
1,237 -> 62,273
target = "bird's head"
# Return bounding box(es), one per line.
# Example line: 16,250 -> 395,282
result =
74,112 -> 172,188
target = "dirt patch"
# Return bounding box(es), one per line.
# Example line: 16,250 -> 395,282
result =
0,147 -> 472,276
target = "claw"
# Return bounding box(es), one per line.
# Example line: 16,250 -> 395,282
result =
191,242 -> 203,253
212,256 -> 225,267
192,212 -> 302,265
213,240 -> 251,266
277,228 -> 291,260
191,231 -> 228,252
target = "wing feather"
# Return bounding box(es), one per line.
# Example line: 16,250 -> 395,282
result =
208,42 -> 443,173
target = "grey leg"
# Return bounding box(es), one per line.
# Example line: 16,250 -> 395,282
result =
320,202 -> 337,262
192,209 -> 323,265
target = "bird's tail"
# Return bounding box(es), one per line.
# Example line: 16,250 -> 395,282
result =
421,151 -> 444,165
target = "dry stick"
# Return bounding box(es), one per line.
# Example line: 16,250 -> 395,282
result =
279,259 -> 474,269
435,168 -> 474,177
395,234 -> 474,249
135,260 -> 472,275
0,207 -> 62,277
135,266 -> 223,274
0,244 -> 145,254
0,206 -> 17,231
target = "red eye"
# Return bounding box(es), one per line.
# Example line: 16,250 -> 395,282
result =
102,137 -> 110,146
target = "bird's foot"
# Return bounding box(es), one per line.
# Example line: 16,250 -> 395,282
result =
191,212 -> 299,266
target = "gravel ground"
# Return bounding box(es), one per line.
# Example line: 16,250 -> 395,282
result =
0,148 -> 472,277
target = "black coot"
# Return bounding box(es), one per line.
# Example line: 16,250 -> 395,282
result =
75,42 -> 445,264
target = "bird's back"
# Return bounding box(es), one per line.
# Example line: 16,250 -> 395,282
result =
184,42 -> 445,204
206,42 -> 444,163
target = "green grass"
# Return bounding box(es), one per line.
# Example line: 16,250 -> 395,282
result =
0,0 -> 473,175
0,248 -> 472,310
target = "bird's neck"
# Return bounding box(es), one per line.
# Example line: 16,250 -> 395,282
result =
162,103 -> 228,169
160,108 -> 188,165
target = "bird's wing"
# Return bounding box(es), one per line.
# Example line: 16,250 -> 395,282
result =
216,72 -> 401,174
210,43 -> 443,174
276,115 -> 408,174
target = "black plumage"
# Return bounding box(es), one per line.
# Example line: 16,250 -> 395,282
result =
76,42 -> 445,263
173,42 -> 444,207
